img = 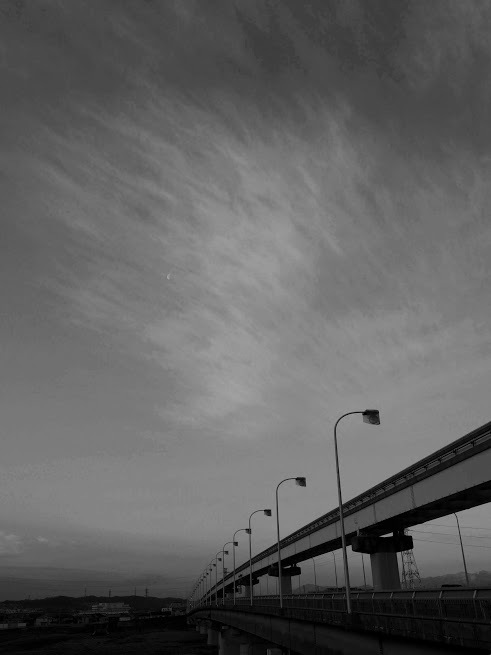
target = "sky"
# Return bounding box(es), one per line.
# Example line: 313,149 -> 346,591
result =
1,0 -> 491,600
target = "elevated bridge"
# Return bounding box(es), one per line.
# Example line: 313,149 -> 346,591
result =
189,421 -> 491,653
202,420 -> 491,600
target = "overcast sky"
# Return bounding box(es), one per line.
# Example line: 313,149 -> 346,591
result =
1,0 -> 491,600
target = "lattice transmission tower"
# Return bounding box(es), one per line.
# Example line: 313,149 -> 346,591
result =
400,529 -> 421,589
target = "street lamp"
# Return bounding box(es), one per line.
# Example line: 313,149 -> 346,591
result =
205,561 -> 214,605
221,543 -> 233,604
334,409 -> 380,614
332,552 -> 338,588
202,574 -> 206,604
454,512 -> 470,586
213,552 -> 222,606
311,557 -> 317,589
207,567 -> 213,605
276,477 -> 306,609
248,509 -> 272,606
361,554 -> 367,588
231,529 -> 248,605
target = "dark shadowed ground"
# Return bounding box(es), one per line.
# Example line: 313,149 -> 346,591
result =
0,622 -> 218,654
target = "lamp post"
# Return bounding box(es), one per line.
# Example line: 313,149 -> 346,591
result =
221,544 -> 232,604
332,552 -> 338,588
248,509 -> 272,606
206,561 -> 214,605
208,567 -> 213,605
311,557 -> 317,589
276,477 -> 306,609
334,409 -> 380,613
231,529 -> 247,605
454,512 -> 470,586
213,552 -> 222,606
361,554 -> 367,588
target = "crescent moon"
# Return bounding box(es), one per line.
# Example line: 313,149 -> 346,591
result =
166,273 -> 171,280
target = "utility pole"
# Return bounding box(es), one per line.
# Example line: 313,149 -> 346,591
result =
145,587 -> 148,598
109,589 -> 112,598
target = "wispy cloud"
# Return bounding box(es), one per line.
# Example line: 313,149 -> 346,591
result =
1,0 -> 491,585
0,532 -> 24,557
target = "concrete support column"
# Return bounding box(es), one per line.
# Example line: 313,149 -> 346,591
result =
280,575 -> 292,595
370,551 -> 401,590
219,631 -> 241,655
207,627 -> 220,646
237,577 -> 259,598
239,642 -> 271,654
267,564 -> 299,596
352,532 -> 411,591
199,623 -> 207,635
237,582 -> 250,598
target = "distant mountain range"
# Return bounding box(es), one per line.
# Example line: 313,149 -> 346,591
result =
0,567 -> 181,602
294,570 -> 491,593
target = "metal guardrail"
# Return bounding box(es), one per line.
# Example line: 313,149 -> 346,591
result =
192,588 -> 491,622
190,589 -> 491,649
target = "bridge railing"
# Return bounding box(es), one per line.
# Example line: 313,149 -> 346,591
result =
191,588 -> 491,624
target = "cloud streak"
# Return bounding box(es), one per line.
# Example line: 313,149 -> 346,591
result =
5,2 -> 487,443
1,0 -> 491,588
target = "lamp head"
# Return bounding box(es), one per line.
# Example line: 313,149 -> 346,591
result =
295,477 -> 307,487
362,409 -> 380,425
264,509 -> 272,516
233,541 -> 238,546
223,550 -> 228,556
245,528 -> 251,534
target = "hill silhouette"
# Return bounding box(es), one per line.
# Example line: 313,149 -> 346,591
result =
294,570 -> 491,593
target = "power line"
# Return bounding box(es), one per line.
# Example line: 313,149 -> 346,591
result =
424,522 -> 491,531
413,537 -> 491,549
410,529 -> 491,539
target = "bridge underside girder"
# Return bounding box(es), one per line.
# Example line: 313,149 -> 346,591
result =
251,480 -> 491,577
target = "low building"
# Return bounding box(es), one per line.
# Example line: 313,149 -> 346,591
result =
169,602 -> 185,615
90,602 -> 130,615
0,622 -> 27,630
35,616 -> 52,626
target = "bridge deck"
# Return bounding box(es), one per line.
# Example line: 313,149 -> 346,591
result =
205,421 -> 491,601
190,588 -> 491,651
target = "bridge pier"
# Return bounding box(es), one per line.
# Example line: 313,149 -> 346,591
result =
237,577 -> 260,598
218,627 -> 275,655
208,626 -> 220,646
268,564 -> 301,596
370,551 -> 400,590
352,532 -> 412,590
